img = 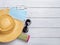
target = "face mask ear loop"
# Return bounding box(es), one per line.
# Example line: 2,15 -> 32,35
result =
16,5 -> 27,10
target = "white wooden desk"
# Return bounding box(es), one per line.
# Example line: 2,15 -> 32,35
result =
0,0 -> 60,45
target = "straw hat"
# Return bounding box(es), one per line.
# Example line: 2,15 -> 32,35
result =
0,9 -> 24,42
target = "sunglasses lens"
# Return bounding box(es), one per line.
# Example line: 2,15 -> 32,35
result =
25,19 -> 31,26
23,26 -> 28,33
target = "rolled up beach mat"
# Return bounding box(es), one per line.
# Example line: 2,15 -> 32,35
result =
18,33 -> 30,42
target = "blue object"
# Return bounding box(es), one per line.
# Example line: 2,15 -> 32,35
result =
9,8 -> 26,21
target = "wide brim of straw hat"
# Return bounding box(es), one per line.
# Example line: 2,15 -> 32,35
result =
0,19 -> 24,42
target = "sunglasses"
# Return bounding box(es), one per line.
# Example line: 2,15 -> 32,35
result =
23,19 -> 31,33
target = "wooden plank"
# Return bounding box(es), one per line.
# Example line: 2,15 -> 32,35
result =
25,0 -> 60,7
29,38 -> 60,45
0,39 -> 29,45
0,0 -> 24,7
27,8 -> 60,17
29,18 -> 60,27
28,28 -> 60,37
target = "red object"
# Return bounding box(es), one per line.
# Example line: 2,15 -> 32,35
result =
27,35 -> 30,42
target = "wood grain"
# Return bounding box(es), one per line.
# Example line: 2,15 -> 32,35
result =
25,0 -> 60,7
27,8 -> 60,18
28,18 -> 60,27
28,28 -> 60,37
29,38 -> 60,45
